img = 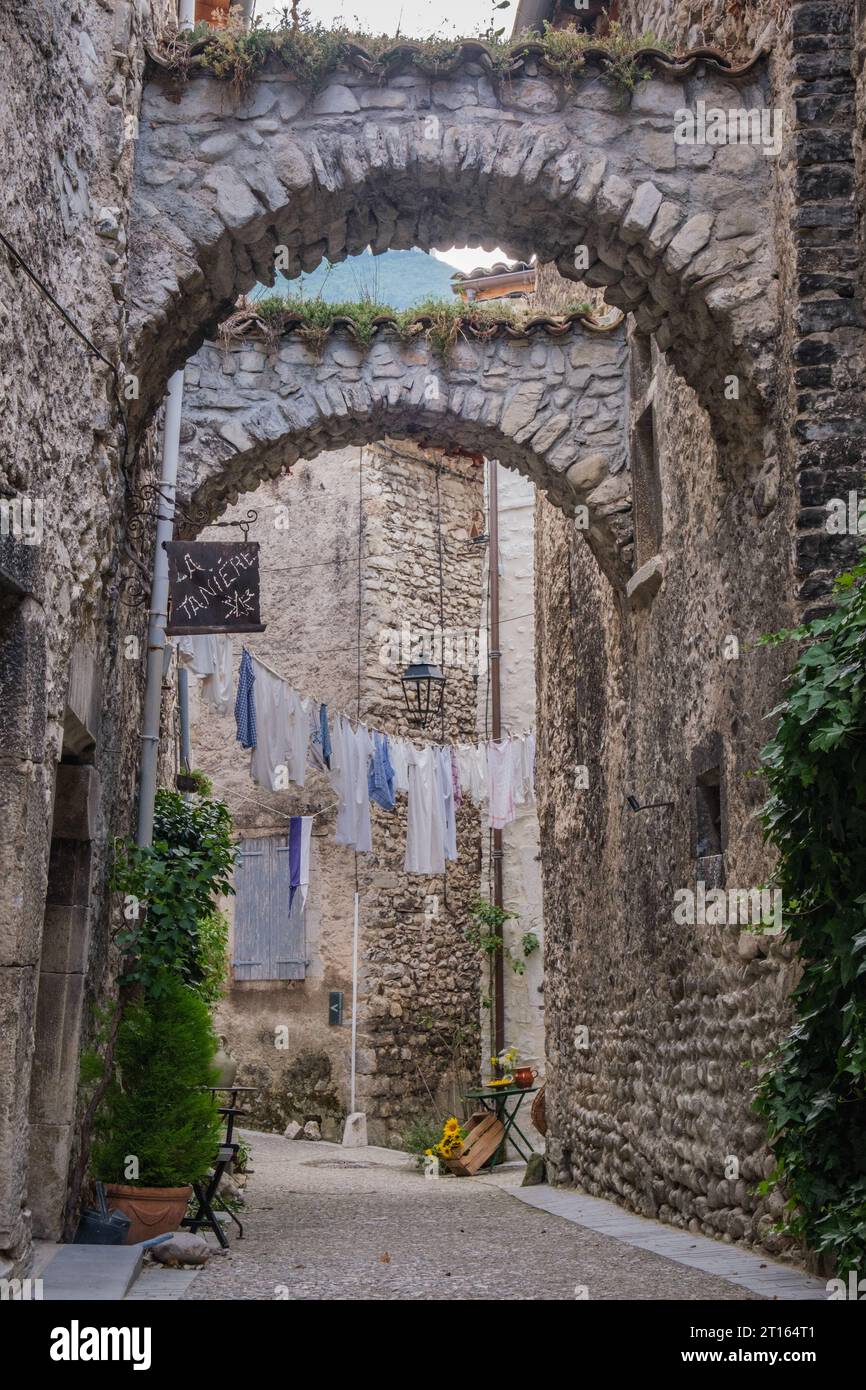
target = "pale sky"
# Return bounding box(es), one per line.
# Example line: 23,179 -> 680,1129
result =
256,0 -> 503,40
255,1 -> 513,267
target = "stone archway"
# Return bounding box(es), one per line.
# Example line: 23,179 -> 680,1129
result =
178,318 -> 633,586
130,44 -> 777,451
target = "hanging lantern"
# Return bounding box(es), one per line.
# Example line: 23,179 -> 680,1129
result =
400,661 -> 446,729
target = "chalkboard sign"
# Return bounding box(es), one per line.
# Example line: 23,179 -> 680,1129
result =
164,540 -> 266,635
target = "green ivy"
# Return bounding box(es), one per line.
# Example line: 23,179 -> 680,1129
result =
465,897 -> 535,975
755,557 -> 866,1276
112,789 -> 235,1000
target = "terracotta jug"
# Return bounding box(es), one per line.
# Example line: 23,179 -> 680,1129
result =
514,1066 -> 538,1089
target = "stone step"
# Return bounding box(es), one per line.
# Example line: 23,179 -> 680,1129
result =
124,1267 -> 201,1300
41,1244 -> 144,1301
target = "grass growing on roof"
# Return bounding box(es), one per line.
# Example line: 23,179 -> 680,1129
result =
163,10 -> 673,96
222,293 -> 597,357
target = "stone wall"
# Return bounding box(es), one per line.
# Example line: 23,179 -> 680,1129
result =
536,344 -> 799,1250
478,468 -> 546,1137
180,325 -> 631,581
617,0 -> 783,57
351,439 -> 486,1143
533,0 -> 866,1259
130,49 -> 778,456
187,437 -> 486,1145
0,0 -> 173,1274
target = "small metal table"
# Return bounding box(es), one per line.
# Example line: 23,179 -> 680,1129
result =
208,1085 -> 259,1146
463,1084 -> 539,1167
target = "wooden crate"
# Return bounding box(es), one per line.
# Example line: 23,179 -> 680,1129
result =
442,1112 -> 504,1176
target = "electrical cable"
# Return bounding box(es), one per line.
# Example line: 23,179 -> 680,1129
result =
0,225 -> 131,480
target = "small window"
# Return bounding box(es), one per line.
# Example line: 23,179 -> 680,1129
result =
631,402 -> 662,565
695,768 -> 722,858
629,331 -> 653,400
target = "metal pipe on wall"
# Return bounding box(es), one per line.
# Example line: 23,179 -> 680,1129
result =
136,369 -> 184,847
178,665 -> 192,770
350,890 -> 360,1114
488,459 -> 506,1055
177,0 -> 195,25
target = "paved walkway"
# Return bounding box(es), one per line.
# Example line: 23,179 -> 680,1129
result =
180,1131 -> 822,1302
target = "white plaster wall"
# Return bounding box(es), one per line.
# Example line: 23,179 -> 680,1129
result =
477,465 -> 546,1141
496,468 -> 545,1086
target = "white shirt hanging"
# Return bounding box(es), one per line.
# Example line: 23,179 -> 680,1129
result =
176,634 -> 234,716
511,736 -> 527,807
405,744 -> 446,874
249,657 -> 290,791
455,742 -> 489,805
286,688 -> 312,788
487,738 -> 516,830
389,738 -> 411,794
438,745 -> 458,863
334,717 -> 374,854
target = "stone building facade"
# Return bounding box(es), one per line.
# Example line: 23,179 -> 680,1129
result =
185,436 -> 486,1144
532,0 -> 866,1253
0,0 -> 175,1276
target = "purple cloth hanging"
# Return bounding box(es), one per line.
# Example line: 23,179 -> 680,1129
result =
288,816 -> 302,910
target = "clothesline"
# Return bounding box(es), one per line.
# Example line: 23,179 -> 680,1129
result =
178,634 -> 536,875
203,777 -> 341,824
241,645 -> 534,750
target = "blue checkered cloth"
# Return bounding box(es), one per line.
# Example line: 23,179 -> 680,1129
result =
235,647 -> 257,750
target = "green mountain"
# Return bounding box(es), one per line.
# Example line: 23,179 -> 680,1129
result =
251,248 -> 461,310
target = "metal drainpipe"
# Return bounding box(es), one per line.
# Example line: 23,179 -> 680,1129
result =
488,458 -> 506,1055
178,0 -> 195,25
178,665 -> 192,770
136,369 -> 184,847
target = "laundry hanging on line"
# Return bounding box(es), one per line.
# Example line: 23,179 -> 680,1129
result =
288,815 -> 313,911
226,647 -> 535,874
175,634 -> 234,716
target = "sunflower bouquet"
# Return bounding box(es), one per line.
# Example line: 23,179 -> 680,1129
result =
489,1044 -> 518,1082
424,1116 -> 466,1163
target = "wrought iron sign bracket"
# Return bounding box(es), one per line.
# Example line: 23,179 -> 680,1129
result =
120,482 -> 259,607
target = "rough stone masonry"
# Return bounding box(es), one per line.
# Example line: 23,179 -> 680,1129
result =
179,322 -> 632,585
129,47 -> 778,462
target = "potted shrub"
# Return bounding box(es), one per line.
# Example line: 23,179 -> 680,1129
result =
91,974 -> 223,1244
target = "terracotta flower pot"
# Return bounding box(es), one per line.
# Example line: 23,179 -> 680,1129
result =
104,1183 -> 192,1246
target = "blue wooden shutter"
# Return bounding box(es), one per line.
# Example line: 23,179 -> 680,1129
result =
232,838 -> 270,980
233,836 -> 307,981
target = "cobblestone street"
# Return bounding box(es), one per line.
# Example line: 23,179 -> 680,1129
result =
183,1133 -> 769,1302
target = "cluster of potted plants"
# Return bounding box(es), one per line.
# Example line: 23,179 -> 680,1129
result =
82,787 -> 235,1243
